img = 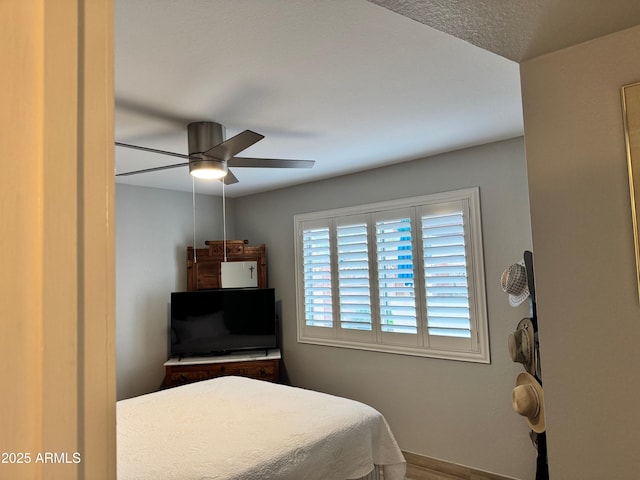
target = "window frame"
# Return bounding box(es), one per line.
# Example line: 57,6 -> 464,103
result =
294,187 -> 490,363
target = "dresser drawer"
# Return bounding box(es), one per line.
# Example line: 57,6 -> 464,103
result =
165,358 -> 280,387
236,363 -> 277,380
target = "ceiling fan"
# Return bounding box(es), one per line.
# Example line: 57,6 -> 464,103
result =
115,121 -> 315,184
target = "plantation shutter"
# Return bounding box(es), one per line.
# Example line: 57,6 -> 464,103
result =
420,200 -> 476,351
302,222 -> 333,329
336,216 -> 372,332
295,188 -> 489,362
374,209 -> 419,347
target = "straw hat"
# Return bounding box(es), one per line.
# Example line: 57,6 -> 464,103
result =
512,372 -> 545,433
508,318 -> 536,375
501,260 -> 530,307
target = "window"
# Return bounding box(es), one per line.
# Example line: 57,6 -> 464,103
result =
294,188 -> 489,363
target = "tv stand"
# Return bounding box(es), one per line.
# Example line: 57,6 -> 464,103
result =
164,349 -> 281,388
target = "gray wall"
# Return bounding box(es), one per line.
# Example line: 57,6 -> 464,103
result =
233,137 -> 535,479
115,184 -> 234,400
521,25 -> 640,478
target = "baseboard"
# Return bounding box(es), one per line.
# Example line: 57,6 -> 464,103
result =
403,451 -> 519,480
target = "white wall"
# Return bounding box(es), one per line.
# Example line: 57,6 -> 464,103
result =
115,184 -> 233,400
233,137 -> 535,479
521,25 -> 640,479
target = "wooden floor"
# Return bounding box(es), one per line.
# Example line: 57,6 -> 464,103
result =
406,464 -> 450,479
406,463 -> 459,480
402,452 -> 515,480
405,463 -> 471,480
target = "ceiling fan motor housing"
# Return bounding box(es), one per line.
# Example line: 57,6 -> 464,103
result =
188,121 -> 225,156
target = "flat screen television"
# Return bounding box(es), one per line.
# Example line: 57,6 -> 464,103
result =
170,288 -> 277,357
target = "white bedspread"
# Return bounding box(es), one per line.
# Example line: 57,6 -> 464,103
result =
117,376 -> 406,480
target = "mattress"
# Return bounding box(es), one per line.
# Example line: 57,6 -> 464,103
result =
117,376 -> 406,480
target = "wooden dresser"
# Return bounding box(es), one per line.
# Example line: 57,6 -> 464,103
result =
164,350 -> 281,388
187,240 -> 267,291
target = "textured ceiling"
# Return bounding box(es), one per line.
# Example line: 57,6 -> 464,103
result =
115,0 -> 640,197
369,0 -> 640,61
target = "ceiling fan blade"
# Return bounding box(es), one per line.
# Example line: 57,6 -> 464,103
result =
116,142 -> 192,160
228,157 -> 315,169
115,162 -> 189,177
202,130 -> 264,161
222,170 -> 239,185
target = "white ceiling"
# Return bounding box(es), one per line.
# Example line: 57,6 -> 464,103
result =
114,0 -> 640,197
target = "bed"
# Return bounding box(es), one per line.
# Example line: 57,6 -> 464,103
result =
117,376 -> 407,480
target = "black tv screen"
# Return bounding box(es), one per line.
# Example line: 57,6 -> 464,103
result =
170,288 -> 277,357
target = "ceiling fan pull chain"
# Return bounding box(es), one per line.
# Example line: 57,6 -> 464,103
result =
222,180 -> 227,263
192,175 -> 197,264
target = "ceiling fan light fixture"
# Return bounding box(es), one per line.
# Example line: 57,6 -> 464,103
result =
189,158 -> 228,179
